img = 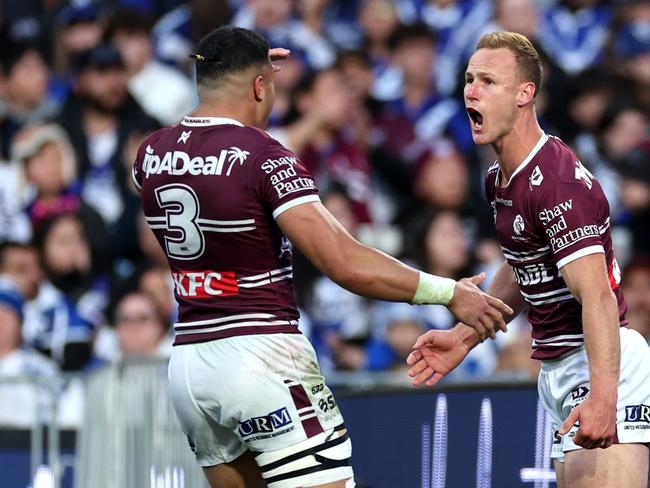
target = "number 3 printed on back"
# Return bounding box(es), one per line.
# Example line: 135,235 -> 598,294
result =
155,184 -> 205,260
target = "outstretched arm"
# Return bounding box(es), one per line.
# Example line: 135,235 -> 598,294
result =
276,202 -> 512,333
407,260 -> 527,386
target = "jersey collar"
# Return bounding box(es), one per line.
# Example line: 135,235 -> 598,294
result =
181,116 -> 244,127
497,132 -> 548,189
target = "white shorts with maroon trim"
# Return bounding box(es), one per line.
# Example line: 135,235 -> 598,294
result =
168,333 -> 353,485
538,327 -> 650,462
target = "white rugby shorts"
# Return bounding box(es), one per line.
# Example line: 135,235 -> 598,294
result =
168,333 -> 354,486
538,327 -> 650,462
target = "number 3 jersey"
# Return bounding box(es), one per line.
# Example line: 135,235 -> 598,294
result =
485,133 -> 627,360
132,116 -> 320,345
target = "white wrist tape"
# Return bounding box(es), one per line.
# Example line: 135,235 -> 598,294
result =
412,271 -> 456,305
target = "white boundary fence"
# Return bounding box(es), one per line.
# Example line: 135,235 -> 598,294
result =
1,360 -> 207,488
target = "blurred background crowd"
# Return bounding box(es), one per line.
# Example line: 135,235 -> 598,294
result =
1,0 -> 650,428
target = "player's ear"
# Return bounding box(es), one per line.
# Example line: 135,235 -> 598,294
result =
516,81 -> 536,107
254,74 -> 265,102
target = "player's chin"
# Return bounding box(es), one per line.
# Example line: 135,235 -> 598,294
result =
471,131 -> 492,146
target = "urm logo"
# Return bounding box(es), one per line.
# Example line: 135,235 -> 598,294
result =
625,404 -> 650,423
238,407 -> 292,438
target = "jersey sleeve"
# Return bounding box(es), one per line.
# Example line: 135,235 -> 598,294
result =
250,144 -> 320,219
535,181 -> 607,269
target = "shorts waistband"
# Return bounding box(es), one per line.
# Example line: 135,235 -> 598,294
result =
540,345 -> 586,371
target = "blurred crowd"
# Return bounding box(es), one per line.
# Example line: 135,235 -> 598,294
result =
1,0 -> 650,427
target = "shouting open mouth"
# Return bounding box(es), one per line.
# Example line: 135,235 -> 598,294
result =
467,107 -> 483,131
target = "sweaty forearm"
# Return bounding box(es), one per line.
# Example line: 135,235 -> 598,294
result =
582,291 -> 620,400
331,240 -> 427,302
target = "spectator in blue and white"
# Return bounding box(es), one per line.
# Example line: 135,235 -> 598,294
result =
561,71 -> 623,216
57,43 -> 158,226
231,0 -> 335,70
360,0 -> 404,101
296,0 -> 364,51
611,4 -> 650,114
308,185 -> 375,372
0,278 -> 61,428
0,38 -> 57,160
591,99 -> 650,220
11,124 -> 106,240
94,291 -> 172,363
52,3 -> 104,99
539,0 -> 612,76
377,23 -> 473,154
395,0 -> 492,96
27,212 -> 108,371
152,0 -> 233,75
104,8 -> 196,126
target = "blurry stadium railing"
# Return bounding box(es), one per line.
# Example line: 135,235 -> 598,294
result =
74,359 -> 207,488
0,375 -> 62,488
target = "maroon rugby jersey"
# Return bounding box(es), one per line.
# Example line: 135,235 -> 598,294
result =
485,134 -> 627,360
132,116 -> 320,345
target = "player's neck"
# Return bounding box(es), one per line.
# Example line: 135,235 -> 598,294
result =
191,102 -> 257,128
493,114 -> 543,186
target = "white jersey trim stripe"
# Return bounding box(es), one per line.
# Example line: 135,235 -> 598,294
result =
145,216 -> 165,223
272,195 -> 321,219
175,312 -> 276,327
298,412 -> 318,422
175,319 -> 299,335
181,116 -> 244,127
533,333 -> 584,344
556,245 -> 605,269
240,266 -> 293,282
521,287 -> 571,299
498,133 -> 548,189
533,341 -> 584,347
501,245 -> 550,256
503,250 -> 552,262
524,294 -> 573,306
238,274 -> 293,288
200,226 -> 256,233
197,218 -> 255,226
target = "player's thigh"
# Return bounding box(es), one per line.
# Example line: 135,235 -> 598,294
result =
202,450 -> 266,488
553,459 -> 566,488
563,443 -> 649,488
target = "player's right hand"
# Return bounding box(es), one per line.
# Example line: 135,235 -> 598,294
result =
559,396 -> 617,449
407,329 -> 469,387
447,273 -> 512,341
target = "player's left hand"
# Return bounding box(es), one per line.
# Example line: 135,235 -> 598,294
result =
407,329 -> 469,387
269,48 -> 290,72
559,396 -> 617,449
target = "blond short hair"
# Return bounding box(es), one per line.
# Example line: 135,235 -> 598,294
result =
476,31 -> 543,98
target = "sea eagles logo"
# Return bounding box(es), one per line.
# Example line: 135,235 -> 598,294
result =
513,214 -> 525,236
226,147 -> 250,176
